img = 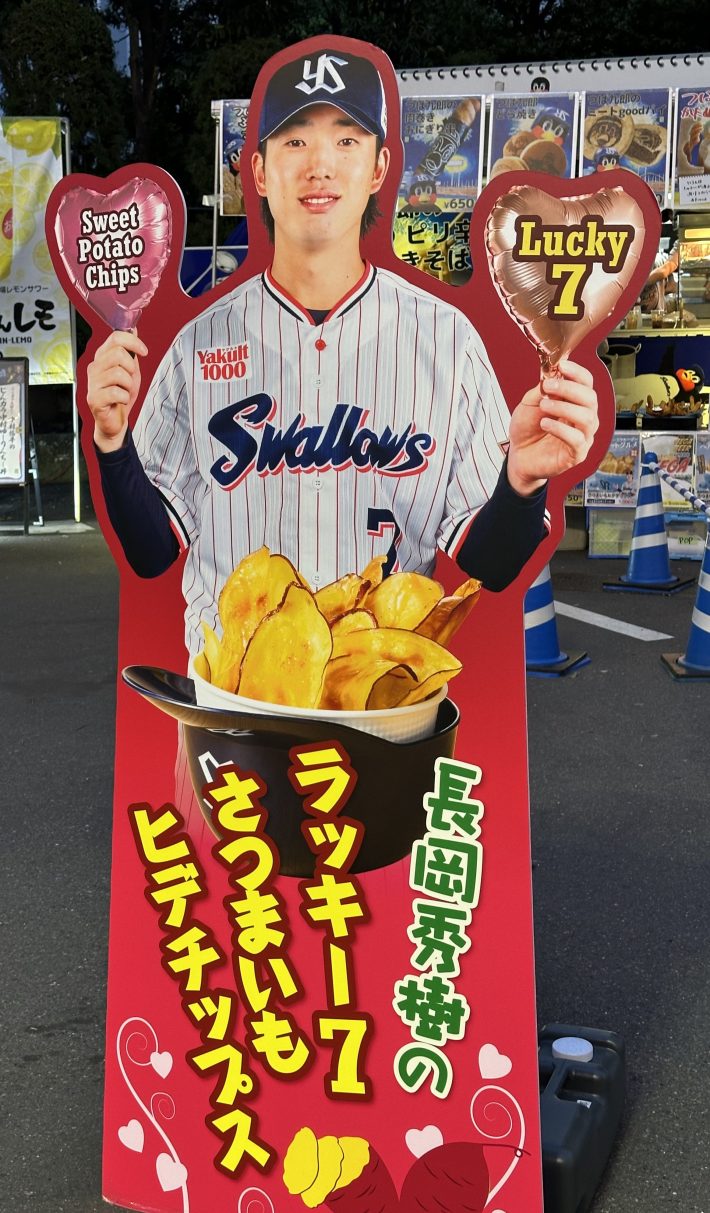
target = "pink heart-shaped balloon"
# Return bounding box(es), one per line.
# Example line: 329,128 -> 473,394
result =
53,177 -> 172,329
485,184 -> 646,368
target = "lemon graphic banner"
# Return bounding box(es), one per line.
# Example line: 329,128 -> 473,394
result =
0,117 -> 74,384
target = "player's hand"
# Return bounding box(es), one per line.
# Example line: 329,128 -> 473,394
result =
86,330 -> 147,453
507,359 -> 599,496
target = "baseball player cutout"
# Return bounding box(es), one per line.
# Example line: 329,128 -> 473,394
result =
87,45 -> 599,666
73,40 -> 627,1211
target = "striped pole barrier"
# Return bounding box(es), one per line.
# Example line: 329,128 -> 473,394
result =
646,461 -> 710,517
524,565 -> 590,677
603,448 -> 695,594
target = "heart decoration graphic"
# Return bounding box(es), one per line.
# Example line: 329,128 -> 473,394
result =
156,1152 -> 188,1193
117,1118 -> 144,1153
485,184 -> 646,371
405,1124 -> 444,1158
479,1042 -> 513,1080
52,176 -> 172,330
149,1049 -> 173,1079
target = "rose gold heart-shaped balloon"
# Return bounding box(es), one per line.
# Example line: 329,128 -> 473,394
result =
485,185 -> 646,368
53,177 -> 172,329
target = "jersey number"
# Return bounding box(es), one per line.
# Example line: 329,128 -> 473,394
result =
367,508 -> 401,576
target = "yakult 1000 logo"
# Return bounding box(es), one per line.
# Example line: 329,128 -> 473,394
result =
197,345 -> 251,381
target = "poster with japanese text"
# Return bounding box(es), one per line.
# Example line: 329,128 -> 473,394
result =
219,100 -> 250,216
675,87 -> 710,208
46,33 -> 660,1213
0,359 -> 27,484
584,432 -> 641,507
394,95 -> 485,286
644,432 -> 696,511
580,89 -> 672,205
0,117 -> 73,383
487,93 -> 578,182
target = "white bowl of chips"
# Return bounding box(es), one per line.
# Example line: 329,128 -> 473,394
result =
191,662 -> 448,744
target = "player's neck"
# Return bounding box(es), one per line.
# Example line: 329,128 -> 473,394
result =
270,243 -> 366,312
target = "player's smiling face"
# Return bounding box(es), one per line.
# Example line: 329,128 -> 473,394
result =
252,103 -> 389,251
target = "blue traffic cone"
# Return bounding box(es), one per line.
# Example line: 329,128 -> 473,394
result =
662,523 -> 710,679
604,450 -> 694,594
524,566 -> 590,677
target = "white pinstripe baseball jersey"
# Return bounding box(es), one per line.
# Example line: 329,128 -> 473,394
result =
133,262 -> 512,657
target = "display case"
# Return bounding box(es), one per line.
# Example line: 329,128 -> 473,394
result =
678,219 -> 710,328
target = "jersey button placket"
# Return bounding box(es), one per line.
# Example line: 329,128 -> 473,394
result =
299,327 -> 324,586
312,328 -> 335,584
314,336 -> 326,386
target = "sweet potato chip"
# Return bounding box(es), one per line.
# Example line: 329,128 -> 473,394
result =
301,1137 -> 344,1209
364,571 -> 444,630
321,657 -> 415,711
314,574 -> 363,623
330,609 -> 377,637
330,627 -> 462,687
453,576 -> 481,599
238,584 -> 332,708
355,554 -> 387,603
213,548 -> 303,691
200,620 -> 221,680
416,578 -> 481,646
334,1137 -> 370,1190
283,1127 -> 319,1196
366,666 -> 418,710
396,670 -> 452,706
192,651 -> 211,682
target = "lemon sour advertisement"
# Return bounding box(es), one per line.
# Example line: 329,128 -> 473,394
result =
0,117 -> 73,384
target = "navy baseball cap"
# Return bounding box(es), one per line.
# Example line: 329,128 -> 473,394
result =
258,49 -> 387,143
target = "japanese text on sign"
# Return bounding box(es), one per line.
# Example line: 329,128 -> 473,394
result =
129,741 -> 373,1179
393,757 -> 484,1100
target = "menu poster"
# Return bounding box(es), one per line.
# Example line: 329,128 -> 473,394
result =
395,95 -> 485,286
584,432 -> 641,507
675,88 -> 710,207
399,95 -> 485,211
219,100 -> 249,216
487,93 -> 578,181
581,89 -> 672,205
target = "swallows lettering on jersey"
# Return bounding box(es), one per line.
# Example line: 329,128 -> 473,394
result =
207,394 -> 436,488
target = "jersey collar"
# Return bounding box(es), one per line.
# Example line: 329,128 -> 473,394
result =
263,262 -> 377,325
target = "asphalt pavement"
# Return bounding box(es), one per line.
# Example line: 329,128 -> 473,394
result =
1,510 -> 708,1213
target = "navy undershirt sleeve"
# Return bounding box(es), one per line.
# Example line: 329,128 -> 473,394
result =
456,461 -> 548,591
96,432 -> 180,577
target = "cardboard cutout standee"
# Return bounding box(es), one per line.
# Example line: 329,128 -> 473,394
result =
46,35 -> 659,1213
